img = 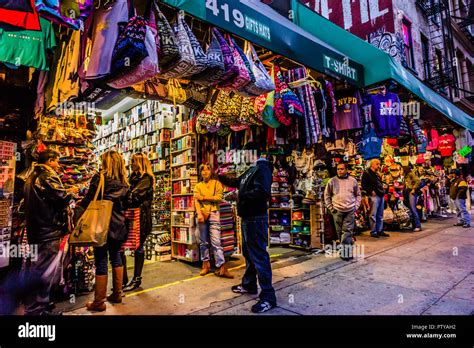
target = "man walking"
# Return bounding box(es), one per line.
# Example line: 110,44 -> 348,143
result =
324,163 -> 361,261
404,165 -> 422,232
218,142 -> 276,313
23,150 -> 77,315
361,159 -> 389,238
450,169 -> 470,228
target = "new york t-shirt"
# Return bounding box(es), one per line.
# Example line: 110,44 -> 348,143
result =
0,17 -> 56,70
334,89 -> 362,131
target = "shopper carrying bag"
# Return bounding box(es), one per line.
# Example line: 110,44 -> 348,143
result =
122,153 -> 155,292
76,150 -> 129,312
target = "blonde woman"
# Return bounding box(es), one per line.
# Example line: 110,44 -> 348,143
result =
194,164 -> 233,278
123,153 -> 155,292
77,150 -> 129,312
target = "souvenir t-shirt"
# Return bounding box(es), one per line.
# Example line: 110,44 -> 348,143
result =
0,17 -> 56,70
438,134 -> 456,157
370,92 -> 402,137
334,89 -> 362,131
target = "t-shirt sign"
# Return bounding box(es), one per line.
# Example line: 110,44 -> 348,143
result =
334,89 -> 362,131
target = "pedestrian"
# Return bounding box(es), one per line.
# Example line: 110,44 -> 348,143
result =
361,159 -> 389,238
404,165 -> 422,231
324,162 -> 361,260
218,142 -> 276,313
77,150 -> 129,311
23,149 -> 78,315
122,153 -> 155,292
194,164 -> 233,278
449,169 -> 470,228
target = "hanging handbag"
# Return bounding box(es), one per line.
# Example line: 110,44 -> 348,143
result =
153,0 -> 180,70
213,91 -> 242,126
120,208 -> 140,251
218,35 -> 252,91
211,28 -> 238,85
69,174 -> 113,247
109,0 -> 149,79
241,41 -> 275,97
160,11 -> 198,79
273,64 -> 303,124
192,29 -> 226,84
132,77 -> 168,100
181,15 -> 207,77
183,83 -> 209,109
166,79 -> 187,105
262,66 -> 281,128
108,0 -> 160,88
407,117 -> 426,144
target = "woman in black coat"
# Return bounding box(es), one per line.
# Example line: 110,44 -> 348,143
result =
122,153 -> 154,291
77,150 -> 129,312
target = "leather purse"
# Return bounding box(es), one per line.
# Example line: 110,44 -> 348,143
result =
70,174 -> 113,247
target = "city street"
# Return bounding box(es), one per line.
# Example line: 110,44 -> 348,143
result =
67,216 -> 474,316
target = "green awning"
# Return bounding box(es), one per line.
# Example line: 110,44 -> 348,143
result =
291,0 -> 474,131
160,0 -> 365,86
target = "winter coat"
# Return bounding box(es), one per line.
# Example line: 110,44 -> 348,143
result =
361,169 -> 385,197
24,164 -> 72,243
78,173 -> 129,241
127,172 -> 153,238
219,158 -> 273,218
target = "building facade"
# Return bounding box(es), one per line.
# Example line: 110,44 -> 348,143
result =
297,0 -> 474,115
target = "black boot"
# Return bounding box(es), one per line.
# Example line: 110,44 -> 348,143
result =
123,252 -> 145,292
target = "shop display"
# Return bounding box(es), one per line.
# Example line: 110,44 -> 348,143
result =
0,141 -> 16,268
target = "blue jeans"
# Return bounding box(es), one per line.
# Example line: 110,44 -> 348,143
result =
94,238 -> 123,276
198,211 -> 225,267
369,195 -> 384,235
455,199 -> 470,225
241,215 -> 276,305
409,193 -> 422,229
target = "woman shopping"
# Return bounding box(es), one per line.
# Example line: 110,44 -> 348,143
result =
194,164 -> 233,278
123,153 -> 154,292
77,150 -> 129,312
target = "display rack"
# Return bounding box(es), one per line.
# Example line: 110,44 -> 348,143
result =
289,203 -> 323,250
0,141 -> 16,268
269,168 -> 292,246
170,118 -> 199,262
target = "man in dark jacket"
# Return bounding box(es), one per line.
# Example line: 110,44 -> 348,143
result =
23,150 -> 77,315
449,169 -> 470,228
361,159 -> 389,238
218,142 -> 276,313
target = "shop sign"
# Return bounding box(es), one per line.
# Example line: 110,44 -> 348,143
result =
458,146 -> 472,157
205,0 -> 271,42
323,55 -> 358,82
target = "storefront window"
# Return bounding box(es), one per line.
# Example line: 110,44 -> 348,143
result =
402,19 -> 415,70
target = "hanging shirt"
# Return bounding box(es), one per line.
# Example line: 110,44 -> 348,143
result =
438,134 -> 456,157
359,127 -> 383,160
334,89 -> 362,131
370,92 -> 402,137
453,128 -> 474,150
0,17 -> 56,70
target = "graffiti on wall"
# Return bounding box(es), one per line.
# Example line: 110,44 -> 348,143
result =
368,28 -> 406,66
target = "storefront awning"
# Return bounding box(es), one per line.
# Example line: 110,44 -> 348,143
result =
160,0 -> 365,87
290,0 -> 474,131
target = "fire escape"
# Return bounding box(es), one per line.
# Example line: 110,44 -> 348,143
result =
416,0 -> 458,101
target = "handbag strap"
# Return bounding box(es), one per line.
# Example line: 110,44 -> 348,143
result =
92,173 -> 105,202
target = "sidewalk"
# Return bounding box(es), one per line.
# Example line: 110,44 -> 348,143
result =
67,218 -> 474,315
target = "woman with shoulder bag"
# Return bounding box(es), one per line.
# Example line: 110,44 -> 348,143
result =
194,164 -> 233,278
122,153 -> 154,292
77,150 -> 129,312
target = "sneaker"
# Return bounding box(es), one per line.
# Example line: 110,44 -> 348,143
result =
370,233 -> 379,238
378,232 -> 390,237
454,223 -> 464,227
462,224 -> 471,228
251,300 -> 276,313
413,228 -> 421,232
231,285 -> 257,295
